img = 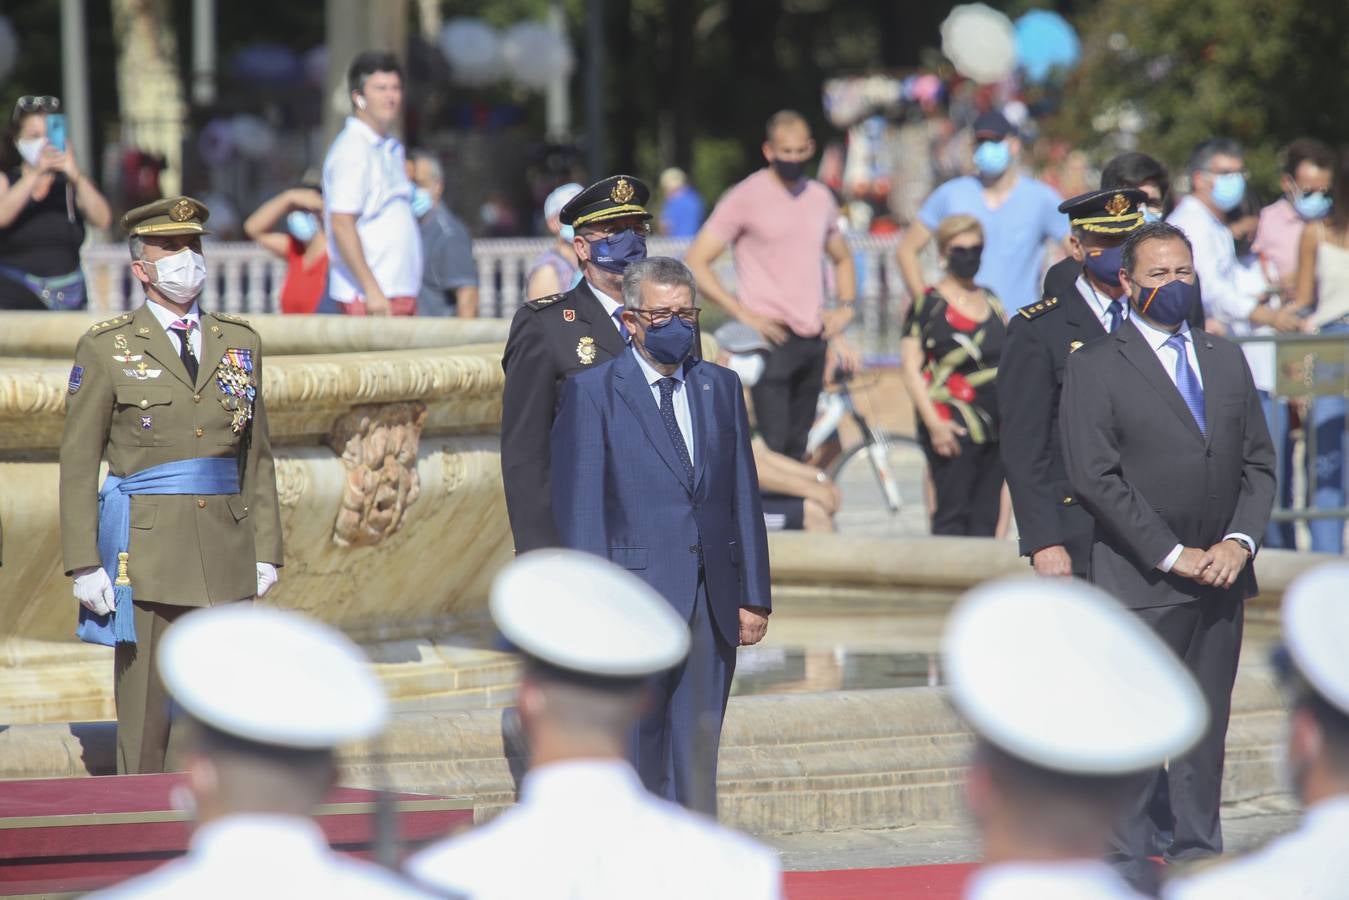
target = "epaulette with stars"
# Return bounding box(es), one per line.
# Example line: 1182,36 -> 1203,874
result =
524,293 -> 566,311
208,311 -> 256,330
1018,296 -> 1060,320
88,313 -> 132,334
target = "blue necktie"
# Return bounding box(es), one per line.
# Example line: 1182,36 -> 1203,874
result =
1164,332 -> 1206,436
613,309 -> 630,342
658,377 -> 694,485
1105,299 -> 1123,333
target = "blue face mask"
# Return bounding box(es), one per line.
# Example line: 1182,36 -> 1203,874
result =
1083,244 -> 1124,287
1134,277 -> 1198,327
973,140 -> 1011,178
411,187 -> 433,218
1209,172 -> 1246,212
1293,190 -> 1332,221
559,224 -> 575,242
587,228 -> 648,274
286,210 -> 319,242
641,315 -> 696,366
1141,206 -> 1163,224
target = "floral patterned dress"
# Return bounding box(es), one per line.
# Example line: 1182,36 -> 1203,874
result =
903,286 -> 1006,445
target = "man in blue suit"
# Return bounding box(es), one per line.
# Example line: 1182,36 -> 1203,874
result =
551,256 -> 772,812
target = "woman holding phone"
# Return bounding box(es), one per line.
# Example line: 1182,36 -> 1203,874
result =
0,95 -> 111,310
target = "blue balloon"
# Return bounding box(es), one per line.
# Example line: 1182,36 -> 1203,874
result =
1015,10 -> 1081,83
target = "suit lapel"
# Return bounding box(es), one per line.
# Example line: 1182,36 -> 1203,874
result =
1061,285 -> 1107,340
613,352 -> 693,493
1193,331 -> 1218,448
198,315 -> 226,392
131,303 -> 194,389
575,282 -> 626,358
1118,321 -> 1205,443
687,362 -> 713,492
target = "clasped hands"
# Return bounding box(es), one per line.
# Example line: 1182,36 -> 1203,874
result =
1171,540 -> 1250,589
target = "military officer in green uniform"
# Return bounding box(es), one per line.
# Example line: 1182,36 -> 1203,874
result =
59,196 -> 283,775
500,175 -> 652,553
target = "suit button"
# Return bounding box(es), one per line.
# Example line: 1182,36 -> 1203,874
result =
197,499 -> 207,509
193,394 -> 201,403
195,426 -> 204,438
139,399 -> 148,409
688,545 -> 698,554
1062,496 -> 1073,504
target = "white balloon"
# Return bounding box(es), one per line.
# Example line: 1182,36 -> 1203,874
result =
439,18 -> 504,86
0,16 -> 18,82
940,3 -> 1018,85
502,21 -> 574,91
230,114 -> 278,161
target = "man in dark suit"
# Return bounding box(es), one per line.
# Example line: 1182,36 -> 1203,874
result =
500,175 -> 652,553
1060,221 -> 1276,890
550,256 -> 772,812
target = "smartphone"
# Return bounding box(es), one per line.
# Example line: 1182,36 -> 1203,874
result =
47,114 -> 66,152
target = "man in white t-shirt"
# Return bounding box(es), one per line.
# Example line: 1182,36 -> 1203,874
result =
322,51 -> 422,317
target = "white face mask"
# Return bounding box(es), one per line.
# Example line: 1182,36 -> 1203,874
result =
16,137 -> 45,167
147,248 -> 207,303
725,352 -> 766,388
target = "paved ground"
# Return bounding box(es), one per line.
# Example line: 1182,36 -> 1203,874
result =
767,793 -> 1302,872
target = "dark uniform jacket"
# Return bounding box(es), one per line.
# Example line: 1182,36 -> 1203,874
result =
59,303 -> 283,606
500,279 -> 626,553
999,258 -> 1203,577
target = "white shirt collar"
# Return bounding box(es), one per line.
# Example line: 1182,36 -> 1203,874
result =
520,759 -> 646,808
145,298 -> 201,332
1075,274 -> 1128,323
1129,309 -> 1192,352
967,859 -> 1144,899
343,115 -> 397,149
631,344 -> 686,386
587,279 -> 624,318
189,814 -> 332,864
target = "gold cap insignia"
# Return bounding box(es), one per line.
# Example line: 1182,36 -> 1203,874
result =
610,178 -> 635,204
1105,193 -> 1131,217
169,198 -> 196,222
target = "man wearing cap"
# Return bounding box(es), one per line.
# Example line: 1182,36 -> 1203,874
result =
500,174 -> 653,554
999,188 -> 1202,579
550,257 -> 771,810
60,196 -> 283,775
945,576 -> 1207,899
1060,221 -> 1276,887
409,550 -> 783,899
898,110 -> 1070,312
1165,563 -> 1349,900
89,605 -> 430,898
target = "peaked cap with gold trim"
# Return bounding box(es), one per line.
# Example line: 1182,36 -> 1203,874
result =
121,196 -> 211,237
559,175 -> 652,228
1058,188 -> 1147,235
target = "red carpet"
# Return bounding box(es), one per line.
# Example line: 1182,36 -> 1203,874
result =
786,863 -> 975,899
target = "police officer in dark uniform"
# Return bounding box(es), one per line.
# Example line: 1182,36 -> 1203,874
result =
500,175 -> 652,553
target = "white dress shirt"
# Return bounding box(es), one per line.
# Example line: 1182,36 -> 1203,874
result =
89,815 -> 431,899
632,346 -> 695,468
1128,316 -> 1255,570
1076,274 -> 1129,331
587,280 -> 629,339
1167,195 -> 1258,327
965,860 -> 1149,900
1163,794 -> 1349,900
322,116 -> 423,302
409,759 -> 783,900
145,299 -> 202,359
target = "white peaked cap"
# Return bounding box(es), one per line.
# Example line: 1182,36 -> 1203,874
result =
1283,562 -> 1349,715
492,549 -> 691,678
157,605 -> 388,749
943,576 -> 1208,775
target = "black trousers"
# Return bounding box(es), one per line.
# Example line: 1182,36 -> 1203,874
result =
751,332 -> 827,460
1109,596 -> 1245,892
920,431 -> 1004,536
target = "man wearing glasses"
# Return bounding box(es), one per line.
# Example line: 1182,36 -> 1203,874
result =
500,174 -> 653,554
550,257 -> 771,812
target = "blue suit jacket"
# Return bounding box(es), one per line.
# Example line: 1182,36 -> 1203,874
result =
550,350 -> 771,645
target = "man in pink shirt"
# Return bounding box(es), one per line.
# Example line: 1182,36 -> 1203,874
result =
687,110 -> 857,460
1252,138 -> 1336,298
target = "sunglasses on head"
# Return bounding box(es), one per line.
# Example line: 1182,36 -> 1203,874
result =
12,96 -> 60,122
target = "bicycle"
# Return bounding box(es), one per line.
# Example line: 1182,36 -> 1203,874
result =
806,371 -> 930,536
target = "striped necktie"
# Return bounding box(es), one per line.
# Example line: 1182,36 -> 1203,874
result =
169,318 -> 199,382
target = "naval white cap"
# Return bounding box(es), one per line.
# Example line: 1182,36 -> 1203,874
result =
1283,562 -> 1349,715
157,604 -> 389,749
491,549 -> 691,678
944,576 -> 1207,775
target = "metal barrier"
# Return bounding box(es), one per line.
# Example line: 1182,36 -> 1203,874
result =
1234,330 -> 1349,543
78,234 -> 911,353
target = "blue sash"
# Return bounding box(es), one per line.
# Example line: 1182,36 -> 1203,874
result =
77,457 -> 240,647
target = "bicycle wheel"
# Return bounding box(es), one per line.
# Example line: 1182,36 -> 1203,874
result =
829,431 -> 931,537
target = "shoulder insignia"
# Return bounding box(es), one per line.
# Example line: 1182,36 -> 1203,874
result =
208,311 -> 255,330
1017,296 -> 1060,320
88,313 -> 132,334
524,293 -> 566,311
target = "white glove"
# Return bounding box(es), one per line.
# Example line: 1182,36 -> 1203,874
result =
73,567 -> 116,616
256,562 -> 278,598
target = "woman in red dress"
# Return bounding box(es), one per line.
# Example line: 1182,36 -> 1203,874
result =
242,184 -> 328,314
